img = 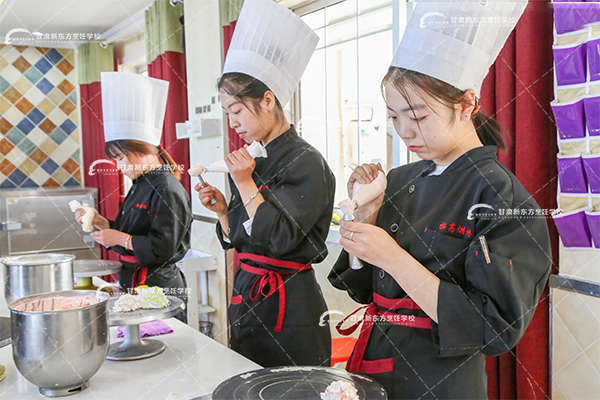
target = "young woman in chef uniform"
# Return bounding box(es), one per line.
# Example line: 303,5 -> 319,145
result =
329,2 -> 552,398
196,0 -> 334,367
75,73 -> 191,321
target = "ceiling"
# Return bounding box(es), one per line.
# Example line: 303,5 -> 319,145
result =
0,0 -> 155,45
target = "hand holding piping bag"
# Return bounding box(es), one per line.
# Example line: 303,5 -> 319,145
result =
70,200 -> 99,232
195,180 -> 228,215
338,165 -> 387,270
190,141 -> 268,209
189,141 -> 268,174
344,163 -> 386,225
188,165 -> 217,205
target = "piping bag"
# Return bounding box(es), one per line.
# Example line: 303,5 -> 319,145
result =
69,200 -> 95,232
188,141 -> 268,205
338,170 -> 387,270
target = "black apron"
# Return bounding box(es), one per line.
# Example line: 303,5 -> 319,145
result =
217,126 -> 335,367
329,146 -> 552,399
109,166 -> 192,322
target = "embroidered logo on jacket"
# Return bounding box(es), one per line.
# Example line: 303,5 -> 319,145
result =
438,222 -> 472,238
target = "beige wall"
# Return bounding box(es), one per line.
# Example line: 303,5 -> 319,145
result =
183,0 -> 229,346
553,245 -> 600,399
552,288 -> 600,399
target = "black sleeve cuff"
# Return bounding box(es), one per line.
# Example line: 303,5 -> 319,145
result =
328,249 -> 373,304
432,280 -> 485,357
248,200 -> 278,253
216,221 -> 233,250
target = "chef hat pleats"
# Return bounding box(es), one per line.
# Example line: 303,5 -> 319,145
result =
391,0 -> 528,94
101,72 -> 169,146
222,0 -> 319,108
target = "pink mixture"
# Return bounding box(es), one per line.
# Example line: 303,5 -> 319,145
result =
14,296 -> 96,312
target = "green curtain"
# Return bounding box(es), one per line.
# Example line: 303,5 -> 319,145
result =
77,41 -> 114,85
219,0 -> 282,26
145,0 -> 184,65
220,0 -> 245,26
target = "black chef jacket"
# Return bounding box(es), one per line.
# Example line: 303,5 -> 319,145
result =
109,165 -> 192,309
329,146 -> 552,399
217,126 -> 335,367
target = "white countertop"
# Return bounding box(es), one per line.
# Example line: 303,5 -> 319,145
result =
0,278 -> 260,399
0,318 -> 260,399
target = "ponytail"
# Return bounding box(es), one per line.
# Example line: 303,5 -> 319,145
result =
472,111 -> 505,150
157,146 -> 182,180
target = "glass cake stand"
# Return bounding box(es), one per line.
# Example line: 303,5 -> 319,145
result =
106,296 -> 185,361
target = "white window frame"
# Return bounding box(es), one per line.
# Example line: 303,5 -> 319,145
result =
291,0 -> 411,170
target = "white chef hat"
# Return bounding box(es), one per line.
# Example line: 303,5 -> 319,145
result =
222,0 -> 318,108
392,0 -> 528,94
101,72 -> 169,147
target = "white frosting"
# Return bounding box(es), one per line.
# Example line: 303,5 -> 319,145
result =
112,294 -> 142,312
338,199 -> 356,216
320,380 -> 360,400
188,164 -> 205,177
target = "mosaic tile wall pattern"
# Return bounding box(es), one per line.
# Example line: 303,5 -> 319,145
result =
0,45 -> 82,189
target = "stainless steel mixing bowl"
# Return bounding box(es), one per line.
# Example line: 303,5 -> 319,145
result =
9,290 -> 110,397
2,254 -> 75,305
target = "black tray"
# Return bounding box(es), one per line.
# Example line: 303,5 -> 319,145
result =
212,366 -> 387,400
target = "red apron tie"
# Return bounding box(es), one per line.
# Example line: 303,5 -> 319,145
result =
338,303 -> 378,373
336,294 -> 432,373
120,255 -> 147,290
237,253 -> 312,332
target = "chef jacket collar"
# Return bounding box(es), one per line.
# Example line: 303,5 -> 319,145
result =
421,145 -> 498,177
132,164 -> 172,184
263,125 -> 298,155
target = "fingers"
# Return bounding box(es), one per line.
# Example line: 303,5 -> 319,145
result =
227,149 -> 254,168
200,195 -> 215,206
339,226 -> 356,241
349,163 -> 383,190
361,163 -> 381,181
224,154 -> 233,167
237,147 -> 251,159
351,166 -> 370,185
339,219 -> 358,232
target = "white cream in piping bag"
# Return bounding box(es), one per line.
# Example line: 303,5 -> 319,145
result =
188,141 -> 268,176
69,200 -> 95,233
339,170 -> 387,270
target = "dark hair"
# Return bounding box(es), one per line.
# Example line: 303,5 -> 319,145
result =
217,72 -> 285,123
104,140 -> 182,180
381,67 -> 505,150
